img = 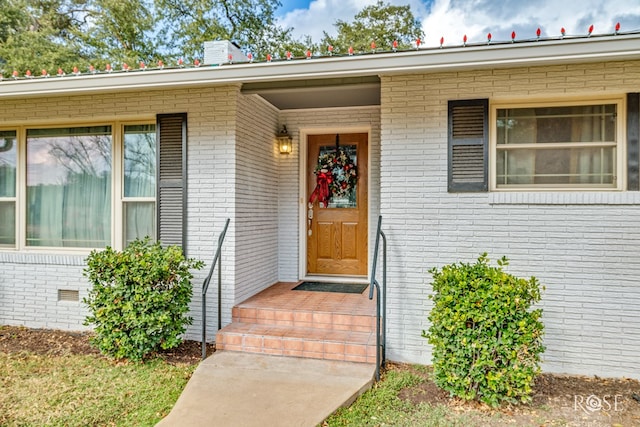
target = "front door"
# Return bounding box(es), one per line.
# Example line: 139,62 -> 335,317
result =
306,133 -> 368,276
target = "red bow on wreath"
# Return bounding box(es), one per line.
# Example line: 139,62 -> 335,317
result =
309,170 -> 333,207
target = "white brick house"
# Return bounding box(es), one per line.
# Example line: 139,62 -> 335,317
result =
1,32 -> 639,379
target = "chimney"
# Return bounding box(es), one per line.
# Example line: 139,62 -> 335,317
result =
203,41 -> 249,65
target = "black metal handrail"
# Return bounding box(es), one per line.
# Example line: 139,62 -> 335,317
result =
368,215 -> 387,381
201,218 -> 230,360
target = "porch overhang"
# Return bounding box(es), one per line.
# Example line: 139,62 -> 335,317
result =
241,77 -> 380,109
1,33 -> 639,100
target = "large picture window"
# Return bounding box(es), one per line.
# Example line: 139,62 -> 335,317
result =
2,123 -> 157,250
494,100 -> 622,189
26,126 -> 113,247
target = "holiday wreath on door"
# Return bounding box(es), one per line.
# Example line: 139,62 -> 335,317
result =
308,136 -> 357,208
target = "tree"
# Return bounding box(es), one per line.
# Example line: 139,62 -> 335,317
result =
0,0 -> 306,72
0,0 -> 28,44
81,0 -> 159,67
153,0 -> 305,61
320,1 -> 423,54
0,0 -> 87,75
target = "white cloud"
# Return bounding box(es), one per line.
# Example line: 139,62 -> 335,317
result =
424,0 -> 640,46
279,0 -> 640,47
279,0 -> 361,42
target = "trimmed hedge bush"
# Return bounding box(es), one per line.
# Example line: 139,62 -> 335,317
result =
423,253 -> 545,406
83,238 -> 204,361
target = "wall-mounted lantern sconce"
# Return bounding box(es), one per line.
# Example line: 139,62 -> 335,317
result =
276,125 -> 293,154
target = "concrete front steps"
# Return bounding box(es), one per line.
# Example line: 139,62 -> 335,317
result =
215,282 -> 378,363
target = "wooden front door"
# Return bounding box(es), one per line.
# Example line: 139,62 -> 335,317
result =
307,133 -> 368,276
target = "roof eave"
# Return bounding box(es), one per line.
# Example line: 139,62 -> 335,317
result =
1,33 -> 639,99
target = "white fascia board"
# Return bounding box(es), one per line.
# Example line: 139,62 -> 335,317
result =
1,34 -> 639,99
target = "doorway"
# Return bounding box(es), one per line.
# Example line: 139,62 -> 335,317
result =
306,133 -> 368,276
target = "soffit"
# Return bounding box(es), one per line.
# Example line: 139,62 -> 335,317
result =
242,77 -> 380,109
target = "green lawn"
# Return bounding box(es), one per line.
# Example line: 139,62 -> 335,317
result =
323,365 -> 552,427
0,352 -> 194,427
3,347 -> 635,427
324,366 -> 496,427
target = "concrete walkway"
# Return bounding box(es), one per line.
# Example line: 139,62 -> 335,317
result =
156,351 -> 376,427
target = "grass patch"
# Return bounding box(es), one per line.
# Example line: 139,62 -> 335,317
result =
326,368 -> 422,426
0,352 -> 195,427
324,366 -> 503,427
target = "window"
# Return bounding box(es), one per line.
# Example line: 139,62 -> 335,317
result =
2,123 -> 158,250
493,100 -> 623,189
0,130 -> 17,246
123,124 -> 156,245
26,126 -> 113,247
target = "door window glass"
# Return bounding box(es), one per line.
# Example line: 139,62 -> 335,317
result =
318,144 -> 357,208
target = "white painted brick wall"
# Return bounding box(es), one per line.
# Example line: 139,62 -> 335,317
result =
0,86 -> 241,343
183,85 -> 239,342
380,59 -> 640,378
0,254 -> 88,330
234,94 -> 280,303
278,107 -> 381,280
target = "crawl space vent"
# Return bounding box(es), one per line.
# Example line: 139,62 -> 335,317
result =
58,289 -> 80,302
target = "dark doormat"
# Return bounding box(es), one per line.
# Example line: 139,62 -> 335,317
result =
292,281 -> 369,294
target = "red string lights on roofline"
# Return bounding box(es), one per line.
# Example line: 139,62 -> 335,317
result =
2,22 -> 634,81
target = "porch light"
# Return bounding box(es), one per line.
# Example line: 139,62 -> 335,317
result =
277,125 -> 293,154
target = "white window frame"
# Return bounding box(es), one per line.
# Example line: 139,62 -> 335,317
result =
0,128 -> 18,248
119,122 -> 157,249
0,120 -> 156,253
490,97 -> 625,191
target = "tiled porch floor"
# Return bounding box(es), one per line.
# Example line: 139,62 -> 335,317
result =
216,282 -> 378,363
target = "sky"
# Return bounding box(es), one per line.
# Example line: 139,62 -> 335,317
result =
276,0 -> 640,47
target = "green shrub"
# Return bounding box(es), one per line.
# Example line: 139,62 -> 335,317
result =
422,253 -> 545,406
83,238 -> 204,361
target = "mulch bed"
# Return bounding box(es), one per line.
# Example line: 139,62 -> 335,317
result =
0,325 -> 214,365
393,362 -> 640,426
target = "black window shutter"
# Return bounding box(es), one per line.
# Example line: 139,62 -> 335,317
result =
156,113 -> 187,249
627,93 -> 639,191
448,99 -> 489,192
